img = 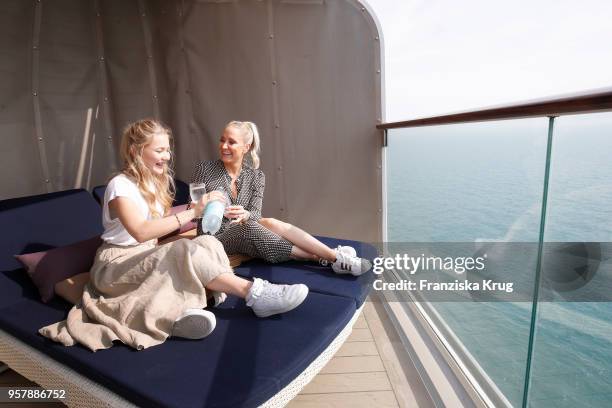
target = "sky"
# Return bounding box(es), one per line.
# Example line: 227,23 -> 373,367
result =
365,0 -> 612,121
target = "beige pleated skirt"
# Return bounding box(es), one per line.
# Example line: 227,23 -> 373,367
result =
39,235 -> 233,352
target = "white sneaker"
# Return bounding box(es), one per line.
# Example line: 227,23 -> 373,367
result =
211,291 -> 227,307
319,246 -> 357,267
336,245 -> 357,257
246,278 -> 309,318
332,252 -> 372,276
172,309 -> 216,339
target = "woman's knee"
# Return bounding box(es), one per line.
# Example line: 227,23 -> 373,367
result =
172,236 -> 224,255
167,238 -> 193,254
259,217 -> 290,234
193,234 -> 227,255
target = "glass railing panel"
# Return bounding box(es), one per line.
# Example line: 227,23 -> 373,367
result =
385,118 -> 549,406
387,120 -> 549,242
527,112 -> 612,407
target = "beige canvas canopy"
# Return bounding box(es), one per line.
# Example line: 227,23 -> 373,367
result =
0,0 -> 383,241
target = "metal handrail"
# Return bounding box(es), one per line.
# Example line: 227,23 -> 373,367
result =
377,87 -> 612,129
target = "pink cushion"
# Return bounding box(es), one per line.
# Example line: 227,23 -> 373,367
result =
14,236 -> 102,302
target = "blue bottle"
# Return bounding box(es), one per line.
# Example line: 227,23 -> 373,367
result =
202,191 -> 228,235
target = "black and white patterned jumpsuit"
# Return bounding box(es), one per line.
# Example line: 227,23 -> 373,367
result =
191,159 -> 293,263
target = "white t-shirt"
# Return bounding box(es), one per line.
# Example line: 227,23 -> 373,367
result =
101,174 -> 163,246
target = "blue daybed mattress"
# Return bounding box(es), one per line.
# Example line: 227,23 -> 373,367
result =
0,189 -> 375,407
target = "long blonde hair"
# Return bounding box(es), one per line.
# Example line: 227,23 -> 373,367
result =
225,120 -> 261,169
119,119 -> 175,218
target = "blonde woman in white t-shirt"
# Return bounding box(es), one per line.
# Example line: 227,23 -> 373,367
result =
40,119 -> 308,351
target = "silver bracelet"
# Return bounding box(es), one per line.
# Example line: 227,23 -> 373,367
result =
174,213 -> 182,229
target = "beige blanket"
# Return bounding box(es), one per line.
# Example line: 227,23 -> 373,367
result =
40,235 -> 232,352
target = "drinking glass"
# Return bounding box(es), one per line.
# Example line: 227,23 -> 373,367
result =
189,182 -> 207,218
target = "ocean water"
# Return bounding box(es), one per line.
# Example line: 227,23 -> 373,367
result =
385,113 -> 612,407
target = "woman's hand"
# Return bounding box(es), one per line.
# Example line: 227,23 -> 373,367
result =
191,191 -> 228,218
225,205 -> 250,224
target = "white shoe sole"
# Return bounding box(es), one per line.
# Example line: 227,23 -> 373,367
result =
172,309 -> 216,339
351,259 -> 372,276
333,258 -> 372,276
351,262 -> 372,276
254,285 -> 309,318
